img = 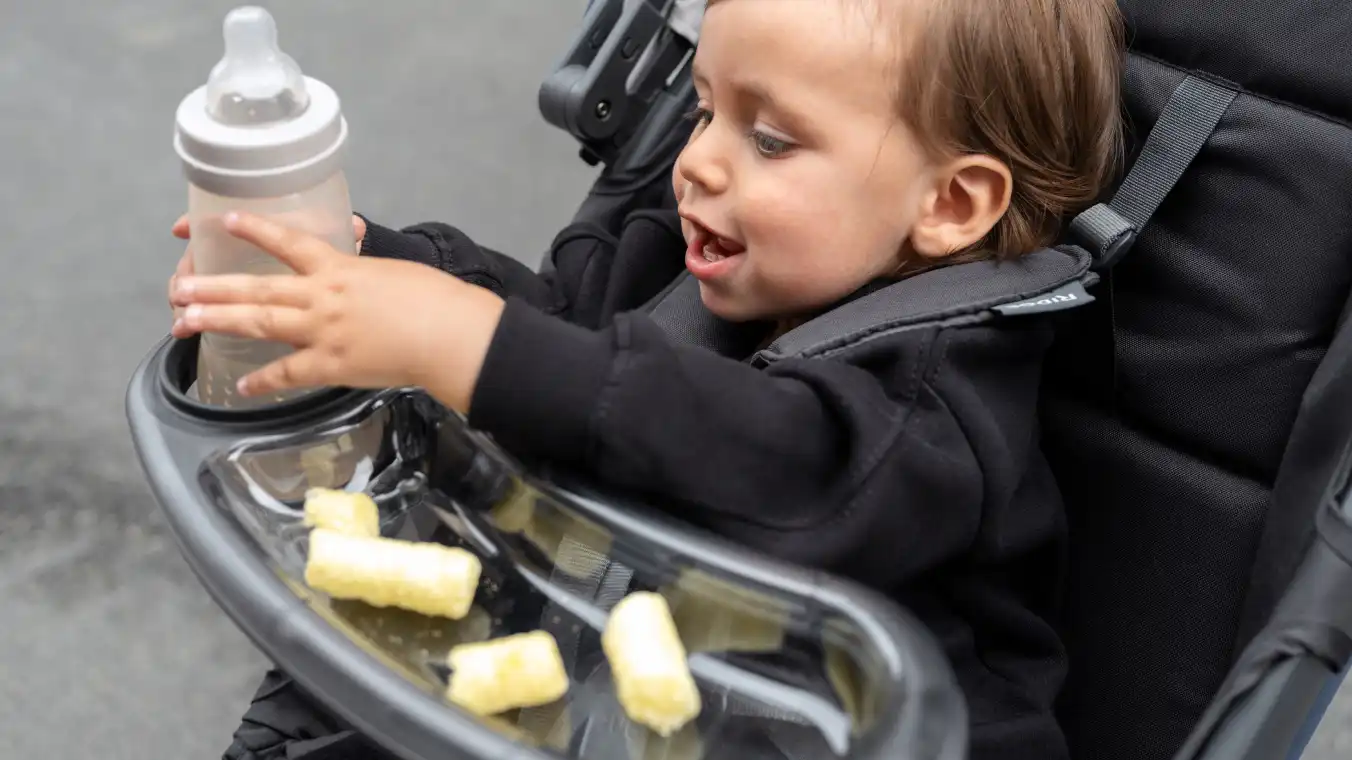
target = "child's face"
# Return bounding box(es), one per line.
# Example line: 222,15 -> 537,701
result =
674,0 -> 937,322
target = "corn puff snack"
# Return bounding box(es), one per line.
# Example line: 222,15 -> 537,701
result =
446,631 -> 570,716
603,592 -> 702,736
303,488 -> 381,538
305,529 -> 481,619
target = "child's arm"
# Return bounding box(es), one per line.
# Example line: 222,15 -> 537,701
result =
359,218 -> 556,310
357,170 -> 684,329
456,300 -> 1048,587
169,213 -> 1026,590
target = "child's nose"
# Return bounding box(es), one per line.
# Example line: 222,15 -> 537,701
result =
676,130 -> 730,195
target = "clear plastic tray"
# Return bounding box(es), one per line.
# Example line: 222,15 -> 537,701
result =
200,391 -> 925,759
130,336 -> 963,760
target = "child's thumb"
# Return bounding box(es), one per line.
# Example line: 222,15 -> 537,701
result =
352,215 -> 367,250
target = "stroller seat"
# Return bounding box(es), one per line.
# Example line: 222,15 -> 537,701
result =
1040,3 -> 1352,758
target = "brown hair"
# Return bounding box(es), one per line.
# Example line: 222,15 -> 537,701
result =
893,0 -> 1125,262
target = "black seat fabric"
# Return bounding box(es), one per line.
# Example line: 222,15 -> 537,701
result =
1043,3 -> 1352,759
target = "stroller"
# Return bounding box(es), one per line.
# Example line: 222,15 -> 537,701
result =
125,1 -> 1352,759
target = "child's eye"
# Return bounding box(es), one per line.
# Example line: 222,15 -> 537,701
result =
751,130 -> 794,158
683,106 -> 714,127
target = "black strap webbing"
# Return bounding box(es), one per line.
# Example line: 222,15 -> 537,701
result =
1069,74 -> 1237,270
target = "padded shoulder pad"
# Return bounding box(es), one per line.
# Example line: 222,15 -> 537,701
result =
756,245 -> 1095,363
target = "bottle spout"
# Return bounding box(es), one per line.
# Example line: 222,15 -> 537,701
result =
205,6 -> 310,126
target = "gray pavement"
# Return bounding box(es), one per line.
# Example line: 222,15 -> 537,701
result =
0,2 -> 593,758
1,2 -> 1350,759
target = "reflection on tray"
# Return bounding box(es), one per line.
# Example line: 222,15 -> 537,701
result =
206,392 -> 897,759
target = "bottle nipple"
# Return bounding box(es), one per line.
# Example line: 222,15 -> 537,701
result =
205,6 -> 310,126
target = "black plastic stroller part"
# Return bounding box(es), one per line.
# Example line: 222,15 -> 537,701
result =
126,334 -> 971,760
539,0 -> 697,170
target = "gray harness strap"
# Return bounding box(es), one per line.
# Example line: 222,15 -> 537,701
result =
643,245 -> 1097,362
640,271 -> 771,356
1067,75 -> 1237,271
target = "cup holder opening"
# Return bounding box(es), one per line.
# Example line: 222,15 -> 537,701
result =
158,335 -> 363,424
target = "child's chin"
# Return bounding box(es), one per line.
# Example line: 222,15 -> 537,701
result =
697,283 -> 766,323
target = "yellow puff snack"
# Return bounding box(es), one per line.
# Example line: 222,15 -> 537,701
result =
446,631 -> 570,716
304,530 -> 481,619
602,592 -> 702,736
302,488 -> 380,538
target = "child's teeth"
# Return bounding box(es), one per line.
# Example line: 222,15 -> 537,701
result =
702,245 -> 726,263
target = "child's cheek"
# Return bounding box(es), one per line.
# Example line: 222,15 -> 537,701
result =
672,165 -> 686,204
746,186 -> 816,254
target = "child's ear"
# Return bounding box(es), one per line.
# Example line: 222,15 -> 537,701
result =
910,155 -> 1012,260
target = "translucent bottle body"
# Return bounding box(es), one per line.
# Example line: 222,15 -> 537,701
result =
189,170 -> 355,408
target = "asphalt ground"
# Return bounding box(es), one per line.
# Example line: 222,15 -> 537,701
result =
0,2 -> 593,757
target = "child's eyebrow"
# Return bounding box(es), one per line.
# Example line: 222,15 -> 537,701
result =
691,58 -> 713,89
691,61 -> 812,132
693,60 -> 773,106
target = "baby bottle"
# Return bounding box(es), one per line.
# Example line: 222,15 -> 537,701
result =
174,6 -> 354,408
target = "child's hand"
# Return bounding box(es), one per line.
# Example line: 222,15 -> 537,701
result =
169,212 -> 505,412
168,239 -> 195,323
167,213 -> 367,322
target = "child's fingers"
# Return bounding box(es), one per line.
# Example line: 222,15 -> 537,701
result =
169,245 -> 194,290
236,350 -> 327,397
172,214 -> 191,239
169,250 -> 195,321
352,215 -> 367,250
171,316 -> 198,339
175,247 -> 195,278
172,274 -> 311,309
222,212 -> 331,274
180,303 -> 314,346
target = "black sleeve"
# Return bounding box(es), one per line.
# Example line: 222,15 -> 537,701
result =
355,154 -> 683,328
358,218 -> 559,312
466,299 -> 988,585
359,207 -> 686,332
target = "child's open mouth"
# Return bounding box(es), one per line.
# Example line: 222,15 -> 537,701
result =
684,219 -> 746,281
699,230 -> 746,262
